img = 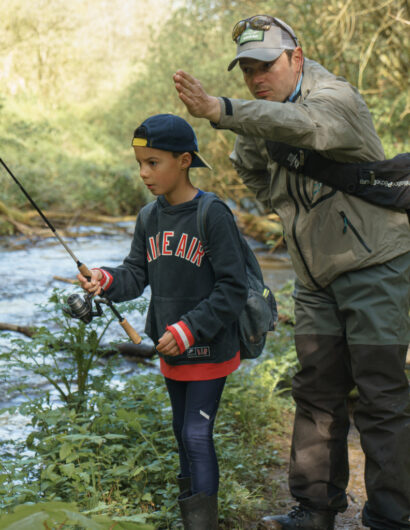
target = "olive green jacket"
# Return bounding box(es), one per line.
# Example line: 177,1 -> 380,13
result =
214,58 -> 410,290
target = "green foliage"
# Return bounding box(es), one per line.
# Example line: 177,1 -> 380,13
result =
0,285 -> 297,528
0,375 -> 177,524
0,289 -> 149,410
0,501 -> 153,529
273,280 -> 295,324
0,366 -> 291,527
104,0 -> 409,199
0,100 -> 146,216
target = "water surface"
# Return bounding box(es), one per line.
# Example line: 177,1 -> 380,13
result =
0,222 -> 294,442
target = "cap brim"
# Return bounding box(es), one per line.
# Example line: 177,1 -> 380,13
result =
228,48 -> 283,71
191,151 -> 212,170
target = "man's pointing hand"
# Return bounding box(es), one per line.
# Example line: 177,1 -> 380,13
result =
173,70 -> 221,123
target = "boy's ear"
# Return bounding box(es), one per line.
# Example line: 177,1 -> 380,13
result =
180,152 -> 193,169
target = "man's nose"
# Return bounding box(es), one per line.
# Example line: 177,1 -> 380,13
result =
252,70 -> 266,84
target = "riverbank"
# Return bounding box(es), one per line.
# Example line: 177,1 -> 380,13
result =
0,222 -> 299,529
0,307 -> 300,529
1,224 -> 407,529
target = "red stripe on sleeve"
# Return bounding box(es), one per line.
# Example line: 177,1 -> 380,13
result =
166,321 -> 195,353
93,268 -> 113,291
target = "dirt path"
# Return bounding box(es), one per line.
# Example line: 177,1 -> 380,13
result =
334,425 -> 367,529
264,415 -> 367,529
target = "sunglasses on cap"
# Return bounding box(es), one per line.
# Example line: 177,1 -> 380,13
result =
232,15 -> 298,46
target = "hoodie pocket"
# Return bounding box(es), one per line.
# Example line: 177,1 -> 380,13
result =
339,211 -> 372,253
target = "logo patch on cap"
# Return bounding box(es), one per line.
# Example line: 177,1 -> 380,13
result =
132,138 -> 148,147
239,28 -> 264,45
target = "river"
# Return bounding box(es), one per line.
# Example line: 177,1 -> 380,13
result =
0,221 -> 294,444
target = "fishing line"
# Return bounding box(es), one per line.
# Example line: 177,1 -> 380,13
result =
0,158 -> 141,344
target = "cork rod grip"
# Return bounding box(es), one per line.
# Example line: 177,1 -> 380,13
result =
78,262 -> 93,280
119,318 -> 142,344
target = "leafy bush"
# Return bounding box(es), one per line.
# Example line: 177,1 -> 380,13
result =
0,285 -> 297,528
0,289 -> 149,410
0,501 -> 154,530
1,0 -> 408,223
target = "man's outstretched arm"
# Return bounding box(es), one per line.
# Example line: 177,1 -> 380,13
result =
173,69 -> 221,123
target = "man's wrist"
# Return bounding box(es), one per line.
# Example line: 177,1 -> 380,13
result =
206,96 -> 221,123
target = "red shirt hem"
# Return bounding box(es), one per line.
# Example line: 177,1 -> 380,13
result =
160,351 -> 241,381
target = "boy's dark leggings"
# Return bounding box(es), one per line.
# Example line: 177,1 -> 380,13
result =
165,376 -> 226,496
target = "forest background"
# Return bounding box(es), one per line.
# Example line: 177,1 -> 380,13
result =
0,1 -> 409,528
0,0 -> 409,235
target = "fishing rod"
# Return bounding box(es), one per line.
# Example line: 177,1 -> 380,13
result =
0,158 -> 141,344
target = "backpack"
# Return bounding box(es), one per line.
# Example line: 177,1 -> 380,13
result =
265,141 -> 410,215
197,192 -> 277,359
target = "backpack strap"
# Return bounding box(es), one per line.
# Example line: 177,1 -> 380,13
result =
265,140 -> 331,175
196,192 -> 263,273
197,192 -> 241,261
265,140 -> 410,214
197,192 -> 219,258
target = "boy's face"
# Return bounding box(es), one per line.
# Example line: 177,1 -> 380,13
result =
133,146 -> 191,198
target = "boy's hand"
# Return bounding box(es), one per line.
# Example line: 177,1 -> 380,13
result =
156,331 -> 181,357
173,70 -> 221,123
77,269 -> 103,296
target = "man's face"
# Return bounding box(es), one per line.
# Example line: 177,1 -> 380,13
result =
239,49 -> 302,102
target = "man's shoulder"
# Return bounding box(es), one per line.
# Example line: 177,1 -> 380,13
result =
302,58 -> 354,95
302,58 -> 367,119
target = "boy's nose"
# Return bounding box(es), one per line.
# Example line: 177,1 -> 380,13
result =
139,166 -> 149,179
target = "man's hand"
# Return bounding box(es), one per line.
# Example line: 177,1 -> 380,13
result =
173,70 -> 221,123
156,330 -> 181,357
77,269 -> 103,296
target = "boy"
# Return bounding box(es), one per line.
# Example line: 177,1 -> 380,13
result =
78,113 -> 248,529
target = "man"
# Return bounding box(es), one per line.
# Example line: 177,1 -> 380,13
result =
173,15 -> 410,530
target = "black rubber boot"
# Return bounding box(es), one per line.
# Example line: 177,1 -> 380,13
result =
176,474 -> 191,494
178,491 -> 218,529
259,505 -> 336,529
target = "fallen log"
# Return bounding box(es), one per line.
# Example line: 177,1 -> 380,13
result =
233,209 -> 284,246
277,314 -> 295,326
41,211 -> 136,225
53,276 -> 78,285
0,322 -> 37,338
0,200 -> 33,224
1,200 -> 285,249
101,342 -> 156,360
1,202 -> 136,231
0,321 -> 156,362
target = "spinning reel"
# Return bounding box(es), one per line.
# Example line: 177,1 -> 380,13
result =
62,292 -> 140,343
63,293 -> 104,324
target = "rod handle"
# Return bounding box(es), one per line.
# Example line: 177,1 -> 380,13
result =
77,262 -> 93,280
119,318 -> 142,344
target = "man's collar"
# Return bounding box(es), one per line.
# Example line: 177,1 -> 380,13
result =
288,72 -> 303,102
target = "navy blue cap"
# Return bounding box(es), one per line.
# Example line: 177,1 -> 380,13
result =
132,114 -> 212,169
